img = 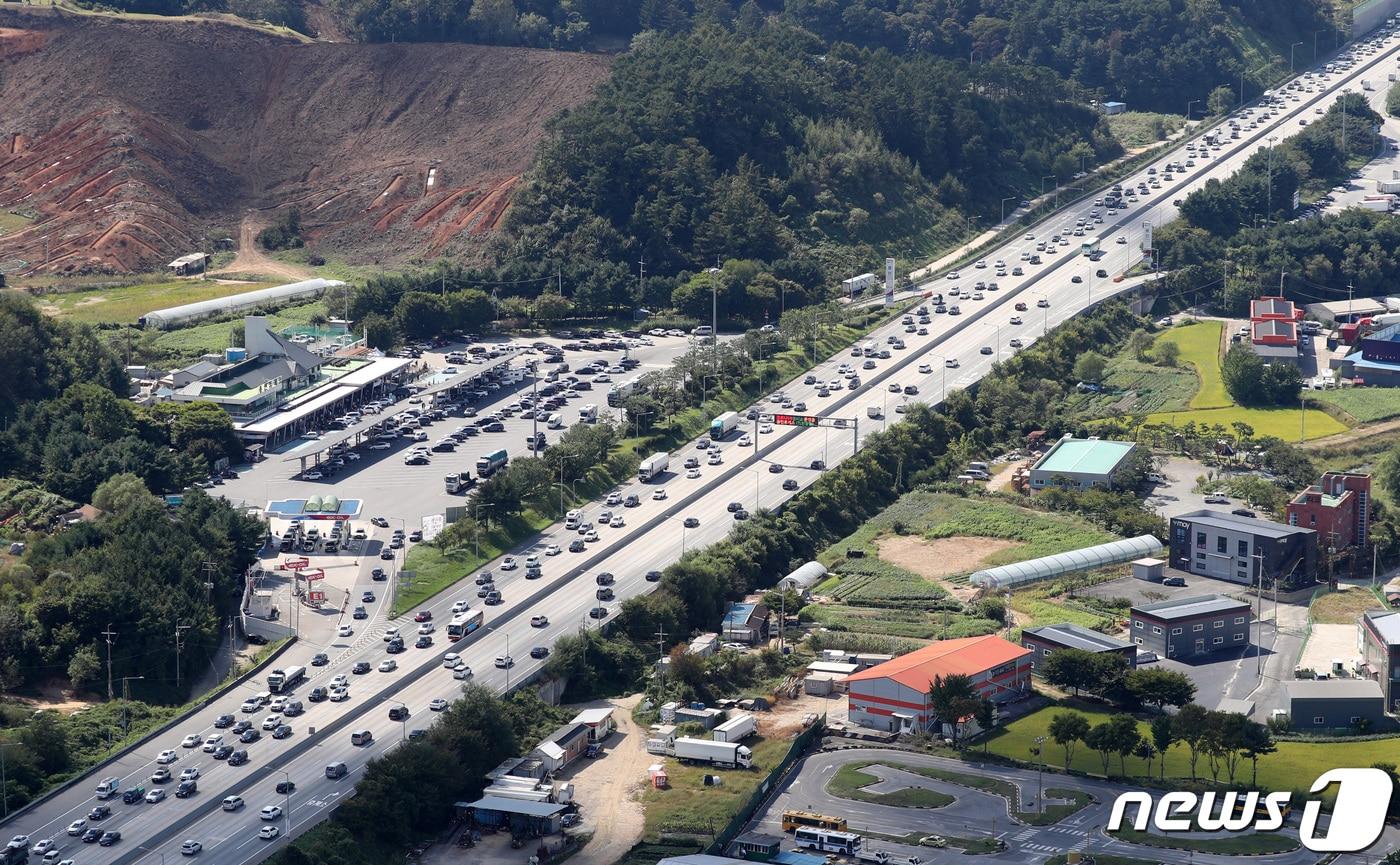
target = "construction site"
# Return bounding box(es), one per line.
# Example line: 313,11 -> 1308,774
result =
0,7 -> 611,277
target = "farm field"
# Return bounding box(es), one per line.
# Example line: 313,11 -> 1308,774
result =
150,300 -> 327,360
987,702 -> 1400,797
35,277 -> 277,324
1312,386 -> 1400,423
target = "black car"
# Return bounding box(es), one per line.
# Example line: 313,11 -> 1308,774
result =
380,549 -> 394,560
683,517 -> 699,528
122,786 -> 145,804
526,566 -> 543,579
810,460 -> 826,470
311,653 -> 329,666
308,687 -> 328,702
1231,508 -> 1257,518
388,706 -> 410,721
733,510 -> 749,521
246,633 -> 269,645
645,570 -> 662,582
240,728 -> 261,743
232,719 -> 252,734
276,781 -> 297,795
214,713 -> 235,729
416,635 -> 434,648
88,805 -> 111,821
213,744 -> 234,760
99,831 -> 122,847
767,463 -> 783,473
353,661 -> 371,674
227,750 -> 249,766
530,646 -> 550,659
386,639 -> 405,654
726,501 -> 742,513
595,572 -> 615,586
371,568 -> 386,581
83,828 -> 103,843
175,779 -> 198,799
273,725 -> 293,740
569,539 -> 586,552
589,606 -> 608,619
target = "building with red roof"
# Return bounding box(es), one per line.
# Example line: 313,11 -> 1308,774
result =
843,635 -> 1031,734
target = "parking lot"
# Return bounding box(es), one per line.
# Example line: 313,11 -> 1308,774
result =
220,330 -> 709,526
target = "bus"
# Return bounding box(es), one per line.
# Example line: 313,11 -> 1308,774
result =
447,610 -> 485,641
782,811 -> 848,833
793,828 -> 861,856
1080,238 -> 1100,257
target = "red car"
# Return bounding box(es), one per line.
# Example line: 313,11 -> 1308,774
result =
414,610 -> 432,623
1014,302 -> 1028,311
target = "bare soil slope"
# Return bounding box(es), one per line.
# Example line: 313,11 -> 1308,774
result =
0,9 -> 610,275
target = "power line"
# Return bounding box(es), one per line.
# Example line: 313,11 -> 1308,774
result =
101,624 -> 117,702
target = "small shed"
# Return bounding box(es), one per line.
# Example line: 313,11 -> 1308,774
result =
457,795 -> 566,834
1131,557 -> 1165,582
803,672 -> 842,696
571,707 -> 616,742
167,252 -> 210,276
728,831 -> 783,860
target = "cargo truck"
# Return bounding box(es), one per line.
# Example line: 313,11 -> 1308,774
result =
476,449 -> 509,477
580,404 -> 598,423
444,472 -> 475,494
639,452 -> 669,482
712,713 -> 757,743
673,736 -> 752,768
710,411 -> 740,440
267,665 -> 305,693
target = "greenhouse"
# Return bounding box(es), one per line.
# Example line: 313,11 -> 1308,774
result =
777,561 -> 827,593
138,278 -> 343,329
969,534 -> 1162,590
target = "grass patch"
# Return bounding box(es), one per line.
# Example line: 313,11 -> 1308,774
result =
1109,827 -> 1297,854
1156,320 -> 1230,409
0,211 -> 35,237
1107,112 -> 1186,148
641,737 -> 792,840
35,278 -> 278,324
150,300 -> 328,361
988,702 -> 1400,797
1312,387 -> 1400,423
1142,404 -> 1346,441
1310,584 -> 1384,624
886,762 -> 1091,826
827,763 -> 955,808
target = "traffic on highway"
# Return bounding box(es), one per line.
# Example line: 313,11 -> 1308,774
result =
10,21 -> 1400,865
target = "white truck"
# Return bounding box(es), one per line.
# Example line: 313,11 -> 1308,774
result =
673,736 -> 753,768
580,404 -> 598,423
444,471 -> 474,494
712,713 -> 757,743
639,452 -> 669,482
710,411 -> 740,440
1362,195 -> 1395,212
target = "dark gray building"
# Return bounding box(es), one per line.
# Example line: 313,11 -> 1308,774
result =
1359,609 -> 1400,713
1167,509 -> 1317,587
1129,594 -> 1252,659
1286,679 -> 1386,731
1021,623 -> 1136,673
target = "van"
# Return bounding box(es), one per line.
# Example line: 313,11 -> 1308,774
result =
692,325 -> 714,337
867,406 -> 882,419
326,762 -> 348,779
547,413 -> 563,429
351,730 -> 374,746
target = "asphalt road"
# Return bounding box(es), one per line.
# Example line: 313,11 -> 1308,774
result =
12,22 -> 1400,865
756,747 -> 1327,865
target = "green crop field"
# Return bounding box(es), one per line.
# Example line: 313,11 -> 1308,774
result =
987,702 -> 1400,797
1156,320 -> 1231,409
37,278 -> 278,324
1312,387 -> 1400,423
150,300 -> 326,360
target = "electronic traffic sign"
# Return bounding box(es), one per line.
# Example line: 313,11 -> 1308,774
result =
773,414 -> 820,428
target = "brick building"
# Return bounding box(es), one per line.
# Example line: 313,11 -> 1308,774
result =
1287,472 -> 1372,550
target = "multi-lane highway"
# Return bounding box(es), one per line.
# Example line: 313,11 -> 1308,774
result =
11,20 -> 1400,865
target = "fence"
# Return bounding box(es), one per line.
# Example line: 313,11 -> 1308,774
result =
708,718 -> 826,854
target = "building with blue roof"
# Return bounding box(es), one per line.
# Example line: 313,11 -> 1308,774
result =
721,601 -> 770,645
1340,323 -> 1400,386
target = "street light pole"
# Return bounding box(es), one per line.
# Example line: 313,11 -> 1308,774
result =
278,769 -> 293,841
1290,41 -> 1304,73
707,266 -> 721,376
1000,196 -> 1016,224
1187,99 -> 1199,120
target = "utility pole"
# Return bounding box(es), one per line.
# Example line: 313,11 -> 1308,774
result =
710,262 -> 721,376
1252,550 -> 1264,678
174,621 -> 193,690
655,626 -> 668,666
102,624 -> 117,701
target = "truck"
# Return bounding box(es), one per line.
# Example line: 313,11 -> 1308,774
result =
267,665 -> 306,694
2,844 -> 27,865
444,472 -> 474,494
710,411 -> 740,440
580,404 -> 598,424
1361,195 -> 1395,212
96,776 -> 120,799
712,712 -> 757,743
673,736 -> 752,768
476,449 -> 509,477
607,377 -> 641,407
639,452 -> 669,482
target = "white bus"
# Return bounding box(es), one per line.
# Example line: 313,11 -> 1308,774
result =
793,828 -> 862,856
447,610 -> 484,641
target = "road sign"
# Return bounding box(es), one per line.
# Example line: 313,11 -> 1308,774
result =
421,514 -> 445,542
773,414 -> 821,428
282,558 -> 310,570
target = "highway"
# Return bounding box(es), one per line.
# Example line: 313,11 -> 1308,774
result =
11,19 -> 1400,865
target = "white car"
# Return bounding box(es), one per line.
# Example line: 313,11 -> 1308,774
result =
442,653 -> 461,668
946,270 -> 960,280
261,715 -> 280,730
240,697 -> 261,713
259,826 -> 281,840
500,556 -> 518,570
545,544 -> 561,556
525,555 -> 541,568
737,435 -> 752,447
430,698 -> 449,711
417,622 -> 434,635
379,659 -> 397,673
180,767 -> 201,781
453,666 -> 473,680
383,627 -> 399,642
451,600 -> 470,614
261,805 -> 282,821
917,364 -> 932,374
945,358 -> 960,369
146,788 -> 166,804
652,489 -> 668,500
707,454 -> 722,465
610,515 -> 625,527
157,749 -> 179,764
66,821 -> 85,837
1009,316 -> 1022,325
329,687 -> 349,702
1116,236 -> 1127,244
302,471 -> 323,481
531,615 -> 549,627
181,840 -> 203,856
686,468 -> 701,479
337,624 -> 353,637
330,674 -> 349,688
605,492 -> 622,506
759,423 -> 773,434
181,734 -> 202,748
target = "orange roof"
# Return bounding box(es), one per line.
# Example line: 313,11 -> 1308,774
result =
845,635 -> 1030,691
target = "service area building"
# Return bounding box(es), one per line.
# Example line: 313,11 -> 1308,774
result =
1167,509 -> 1317,586
1129,594 -> 1252,658
1286,679 -> 1386,731
1028,436 -> 1136,491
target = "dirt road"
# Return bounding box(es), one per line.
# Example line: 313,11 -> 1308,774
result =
566,694 -> 647,865
207,212 -> 313,281
1300,416 -> 1400,450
